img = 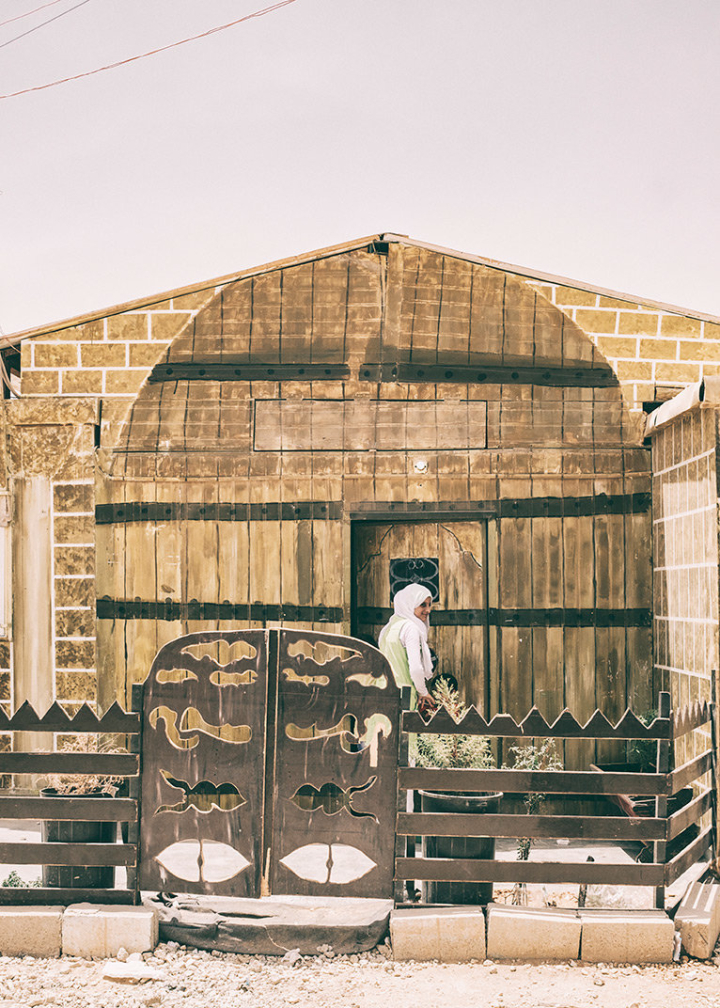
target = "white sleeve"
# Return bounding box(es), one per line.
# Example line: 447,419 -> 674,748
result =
399,622 -> 431,697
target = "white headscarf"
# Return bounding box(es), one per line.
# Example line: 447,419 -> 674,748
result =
391,582 -> 434,676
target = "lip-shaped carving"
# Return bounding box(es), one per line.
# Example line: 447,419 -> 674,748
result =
286,713 -> 392,760
346,672 -> 388,689
155,771 -> 247,814
279,843 -> 376,884
290,777 -> 377,819
149,706 -> 252,748
181,639 -> 258,664
154,839 -> 250,883
282,668 -> 330,687
286,639 -> 362,665
156,668 -> 199,684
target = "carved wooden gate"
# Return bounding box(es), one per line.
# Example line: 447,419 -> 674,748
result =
139,629 -> 399,898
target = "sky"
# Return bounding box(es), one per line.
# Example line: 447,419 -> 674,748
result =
1,0 -> 719,336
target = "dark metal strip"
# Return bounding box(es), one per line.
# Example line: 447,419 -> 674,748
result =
360,361 -> 618,387
148,363 -> 350,382
356,607 -> 652,627
95,501 -> 343,524
350,493 -> 651,520
96,599 -> 344,623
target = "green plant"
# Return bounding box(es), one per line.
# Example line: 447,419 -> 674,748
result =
1,871 -> 41,887
628,708 -> 659,772
414,678 -> 493,769
506,738 -> 562,861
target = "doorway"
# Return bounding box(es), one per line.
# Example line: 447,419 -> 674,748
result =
352,521 -> 490,709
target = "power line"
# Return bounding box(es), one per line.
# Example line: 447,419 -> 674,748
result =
0,0 -> 70,30
0,0 -> 301,100
0,0 -> 94,52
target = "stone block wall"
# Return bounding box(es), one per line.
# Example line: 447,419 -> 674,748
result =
650,402 -> 719,765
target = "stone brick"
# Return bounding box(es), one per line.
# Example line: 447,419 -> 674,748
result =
56,609 -> 94,637
0,642 -> 9,668
55,669 -> 96,701
107,314 -> 148,340
55,544 -> 95,576
679,340 -> 720,361
704,322 -> 720,340
80,342 -> 127,368
54,514 -> 94,543
22,371 -> 59,395
151,312 -> 192,341
61,369 -> 103,395
54,483 -> 93,513
173,290 -> 215,310
0,906 -> 63,957
129,343 -> 168,367
486,905 -> 581,961
104,369 -> 149,395
639,338 -> 678,360
56,638 -> 96,668
573,309 -> 617,334
655,362 -> 700,383
674,881 -> 720,959
661,315 -> 702,337
595,336 -> 638,359
55,320 -> 104,342
390,907 -> 485,962
598,295 -> 641,309
62,904 -> 158,958
614,361 -> 653,381
0,672 -> 9,701
32,343 -> 79,368
54,576 -> 94,607
618,312 -> 660,335
553,287 -> 599,307
579,909 -> 673,963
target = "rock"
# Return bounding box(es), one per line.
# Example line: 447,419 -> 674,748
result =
282,949 -> 302,965
115,947 -> 128,962
102,962 -> 167,984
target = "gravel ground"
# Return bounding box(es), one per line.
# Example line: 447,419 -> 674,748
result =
1,942 -> 720,1008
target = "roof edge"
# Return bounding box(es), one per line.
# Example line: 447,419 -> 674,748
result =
8,231 -> 720,342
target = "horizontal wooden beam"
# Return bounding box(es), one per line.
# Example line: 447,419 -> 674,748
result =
0,888 -> 137,905
0,797 -> 137,821
97,599 -> 344,623
0,753 -> 138,775
665,826 -> 714,884
395,857 -> 665,886
403,706 -> 670,740
0,700 -> 139,734
670,750 -> 713,793
667,788 -> 713,841
397,811 -> 665,842
0,843 -> 136,866
399,766 -> 667,796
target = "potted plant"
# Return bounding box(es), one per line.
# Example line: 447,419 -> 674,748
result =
39,734 -> 125,889
414,679 -> 501,904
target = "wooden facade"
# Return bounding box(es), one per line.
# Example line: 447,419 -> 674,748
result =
92,239 -> 654,755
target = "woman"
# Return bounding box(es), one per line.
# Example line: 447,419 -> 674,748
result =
378,583 -> 438,715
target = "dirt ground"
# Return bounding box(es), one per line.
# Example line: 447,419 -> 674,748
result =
1,943 -> 720,1008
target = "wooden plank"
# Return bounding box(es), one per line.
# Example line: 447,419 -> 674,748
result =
0,797 -> 137,821
673,701 -> 713,738
123,480 -> 161,696
665,826 -> 714,885
398,766 -> 667,795
671,750 -> 713,792
667,788 -> 714,841
0,753 -> 138,775
0,843 -> 136,866
395,857 -> 665,886
0,888 -> 137,906
397,811 -> 665,842
402,708 -> 671,739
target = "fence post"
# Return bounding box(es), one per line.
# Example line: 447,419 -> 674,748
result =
394,686 -> 411,905
654,690 -> 671,909
127,682 -> 143,905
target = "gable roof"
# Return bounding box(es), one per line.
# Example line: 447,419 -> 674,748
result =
7,232 -> 720,345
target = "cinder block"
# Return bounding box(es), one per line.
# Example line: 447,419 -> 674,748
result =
0,906 -> 63,957
486,904 -> 581,961
579,909 -> 674,963
390,907 -> 485,962
63,904 -> 158,958
675,881 -> 720,960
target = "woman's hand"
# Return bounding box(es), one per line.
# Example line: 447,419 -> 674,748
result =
418,694 -> 437,717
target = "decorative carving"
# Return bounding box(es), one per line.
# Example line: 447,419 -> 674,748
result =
290,777 -> 378,820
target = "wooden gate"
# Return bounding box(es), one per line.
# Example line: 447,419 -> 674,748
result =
353,521 -> 489,707
139,629 -> 399,898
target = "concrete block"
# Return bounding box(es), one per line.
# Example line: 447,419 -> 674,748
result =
0,906 -> 63,957
579,909 -> 674,963
675,881 -> 720,959
63,904 -> 158,958
486,904 -> 581,961
390,907 -> 485,962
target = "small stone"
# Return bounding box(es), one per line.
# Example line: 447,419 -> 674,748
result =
282,949 -> 302,965
593,978 -> 605,986
126,952 -> 143,963
247,961 -> 262,973
115,948 -> 128,962
102,963 -> 166,985
489,966 -> 498,974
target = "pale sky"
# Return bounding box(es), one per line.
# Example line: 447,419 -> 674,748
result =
1,0 -> 719,336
